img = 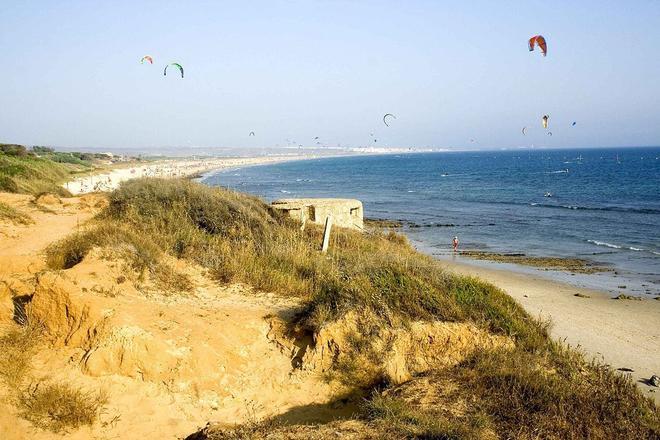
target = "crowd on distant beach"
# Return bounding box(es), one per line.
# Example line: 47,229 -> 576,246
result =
64,156 -> 306,195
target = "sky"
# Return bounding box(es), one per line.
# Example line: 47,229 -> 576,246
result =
1,0 -> 659,151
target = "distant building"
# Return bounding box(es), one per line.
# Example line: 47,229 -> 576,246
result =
272,198 -> 363,230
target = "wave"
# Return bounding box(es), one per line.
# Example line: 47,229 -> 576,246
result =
439,172 -> 471,177
529,203 -> 660,214
587,240 -> 622,249
587,240 -> 659,255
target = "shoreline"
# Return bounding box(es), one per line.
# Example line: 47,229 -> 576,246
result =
63,151 -> 385,195
194,152 -> 341,182
437,256 -> 660,402
63,154 -> 320,195
400,224 -> 659,299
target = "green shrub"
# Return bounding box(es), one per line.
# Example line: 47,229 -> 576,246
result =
0,152 -> 73,195
0,144 -> 29,156
31,146 -> 54,153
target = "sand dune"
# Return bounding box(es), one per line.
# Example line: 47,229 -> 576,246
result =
0,193 -> 341,439
1,189 -> 657,438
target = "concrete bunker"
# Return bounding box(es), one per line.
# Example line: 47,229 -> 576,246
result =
272,198 -> 363,230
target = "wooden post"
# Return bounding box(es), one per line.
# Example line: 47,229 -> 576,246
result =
321,215 -> 333,253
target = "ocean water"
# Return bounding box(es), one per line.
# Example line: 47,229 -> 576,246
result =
203,147 -> 660,296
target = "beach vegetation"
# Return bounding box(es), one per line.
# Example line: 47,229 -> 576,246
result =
46,222 -> 192,294
0,143 -> 117,196
18,382 -> 107,433
0,201 -> 33,224
0,318 -> 106,434
0,148 -> 74,195
33,148 -> 112,166
359,342 -> 659,439
0,323 -> 41,388
50,178 -> 544,343
0,143 -> 30,157
45,178 -> 660,438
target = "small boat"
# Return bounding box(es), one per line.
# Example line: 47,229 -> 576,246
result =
544,192 -> 553,198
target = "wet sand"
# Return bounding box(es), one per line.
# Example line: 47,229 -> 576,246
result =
457,250 -> 610,274
440,257 -> 660,402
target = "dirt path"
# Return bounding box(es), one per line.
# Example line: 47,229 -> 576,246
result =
0,193 -> 97,275
442,259 -> 660,403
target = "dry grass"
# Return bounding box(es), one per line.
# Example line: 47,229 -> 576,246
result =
359,344 -> 660,439
46,222 -> 160,271
18,382 -> 107,433
460,344 -> 658,438
45,222 -> 191,294
365,393 -> 490,439
0,324 -> 41,388
0,201 -> 33,224
0,323 -> 106,433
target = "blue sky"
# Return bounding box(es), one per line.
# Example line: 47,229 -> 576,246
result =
1,1 -> 659,150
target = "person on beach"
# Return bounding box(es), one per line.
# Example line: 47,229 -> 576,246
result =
453,236 -> 459,252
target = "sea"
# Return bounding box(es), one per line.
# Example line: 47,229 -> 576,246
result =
202,147 -> 660,297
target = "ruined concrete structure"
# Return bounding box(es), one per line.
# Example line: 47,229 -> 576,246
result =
271,198 -> 363,230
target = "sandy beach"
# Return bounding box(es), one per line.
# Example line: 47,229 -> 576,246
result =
62,155 -> 312,195
440,257 -> 660,402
